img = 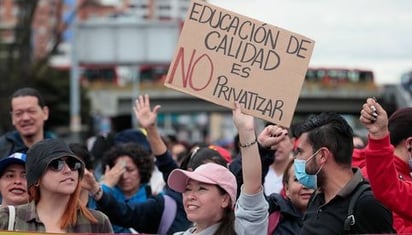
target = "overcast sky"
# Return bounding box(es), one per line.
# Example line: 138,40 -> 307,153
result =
208,0 -> 412,84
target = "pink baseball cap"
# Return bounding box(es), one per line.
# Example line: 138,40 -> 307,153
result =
168,163 -> 237,208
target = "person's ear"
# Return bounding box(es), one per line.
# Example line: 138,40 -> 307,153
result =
43,106 -> 49,121
319,148 -> 329,163
221,194 -> 230,208
284,184 -> 291,198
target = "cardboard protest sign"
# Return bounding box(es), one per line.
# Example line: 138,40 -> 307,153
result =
164,0 -> 315,127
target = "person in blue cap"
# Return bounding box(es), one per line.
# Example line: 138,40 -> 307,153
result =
0,152 -> 28,207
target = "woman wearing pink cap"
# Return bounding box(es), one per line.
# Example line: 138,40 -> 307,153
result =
168,103 -> 268,235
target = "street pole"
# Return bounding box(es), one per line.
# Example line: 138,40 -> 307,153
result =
70,19 -> 81,142
131,65 -> 140,128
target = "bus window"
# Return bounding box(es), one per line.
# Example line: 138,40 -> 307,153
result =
305,69 -> 318,82
303,67 -> 376,90
140,65 -> 169,83
359,71 -> 374,82
348,71 -> 359,83
81,67 -> 117,84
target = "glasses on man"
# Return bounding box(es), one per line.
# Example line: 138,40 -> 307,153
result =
48,158 -> 82,172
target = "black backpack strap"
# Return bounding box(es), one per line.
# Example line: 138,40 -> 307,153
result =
344,182 -> 371,232
145,184 -> 152,198
267,193 -> 283,213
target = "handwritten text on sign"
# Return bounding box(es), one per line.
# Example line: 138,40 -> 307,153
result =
164,0 -> 315,127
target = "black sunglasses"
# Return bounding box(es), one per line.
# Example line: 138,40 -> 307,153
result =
48,158 -> 82,172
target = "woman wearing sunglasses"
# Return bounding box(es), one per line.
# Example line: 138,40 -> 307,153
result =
0,139 -> 113,233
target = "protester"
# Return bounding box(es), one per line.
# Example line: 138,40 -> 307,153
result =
0,87 -> 52,159
0,139 -> 112,232
168,102 -> 268,235
294,112 -> 395,234
360,98 -> 412,232
263,125 -> 294,195
0,153 -> 28,207
267,158 -> 314,235
114,128 -> 166,195
98,142 -> 154,233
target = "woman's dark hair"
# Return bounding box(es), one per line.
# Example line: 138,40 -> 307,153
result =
180,147 -> 227,170
213,186 -> 236,235
388,107 -> 412,146
175,148 -> 189,166
102,143 -> 154,183
282,158 -> 295,187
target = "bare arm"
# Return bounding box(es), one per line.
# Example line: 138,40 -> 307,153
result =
134,94 -> 178,181
232,102 -> 261,194
133,94 -> 168,155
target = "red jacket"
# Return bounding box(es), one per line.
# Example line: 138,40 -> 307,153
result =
365,134 -> 412,233
352,148 -> 368,177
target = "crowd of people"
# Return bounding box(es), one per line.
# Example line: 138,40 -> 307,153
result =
0,87 -> 411,234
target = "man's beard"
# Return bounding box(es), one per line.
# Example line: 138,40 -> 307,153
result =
316,168 -> 326,188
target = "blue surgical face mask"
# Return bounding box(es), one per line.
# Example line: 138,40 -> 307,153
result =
294,149 -> 321,189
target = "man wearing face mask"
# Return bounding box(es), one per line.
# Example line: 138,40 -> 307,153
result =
360,100 -> 412,233
293,112 -> 395,235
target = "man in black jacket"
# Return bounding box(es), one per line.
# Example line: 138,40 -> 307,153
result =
0,87 -> 51,159
295,112 -> 395,234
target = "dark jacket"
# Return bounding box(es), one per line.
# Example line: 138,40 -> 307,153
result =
0,130 -> 55,159
301,169 -> 395,235
96,186 -> 189,234
154,150 -> 191,233
229,144 -> 275,198
267,193 -> 304,235
0,131 -> 28,159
